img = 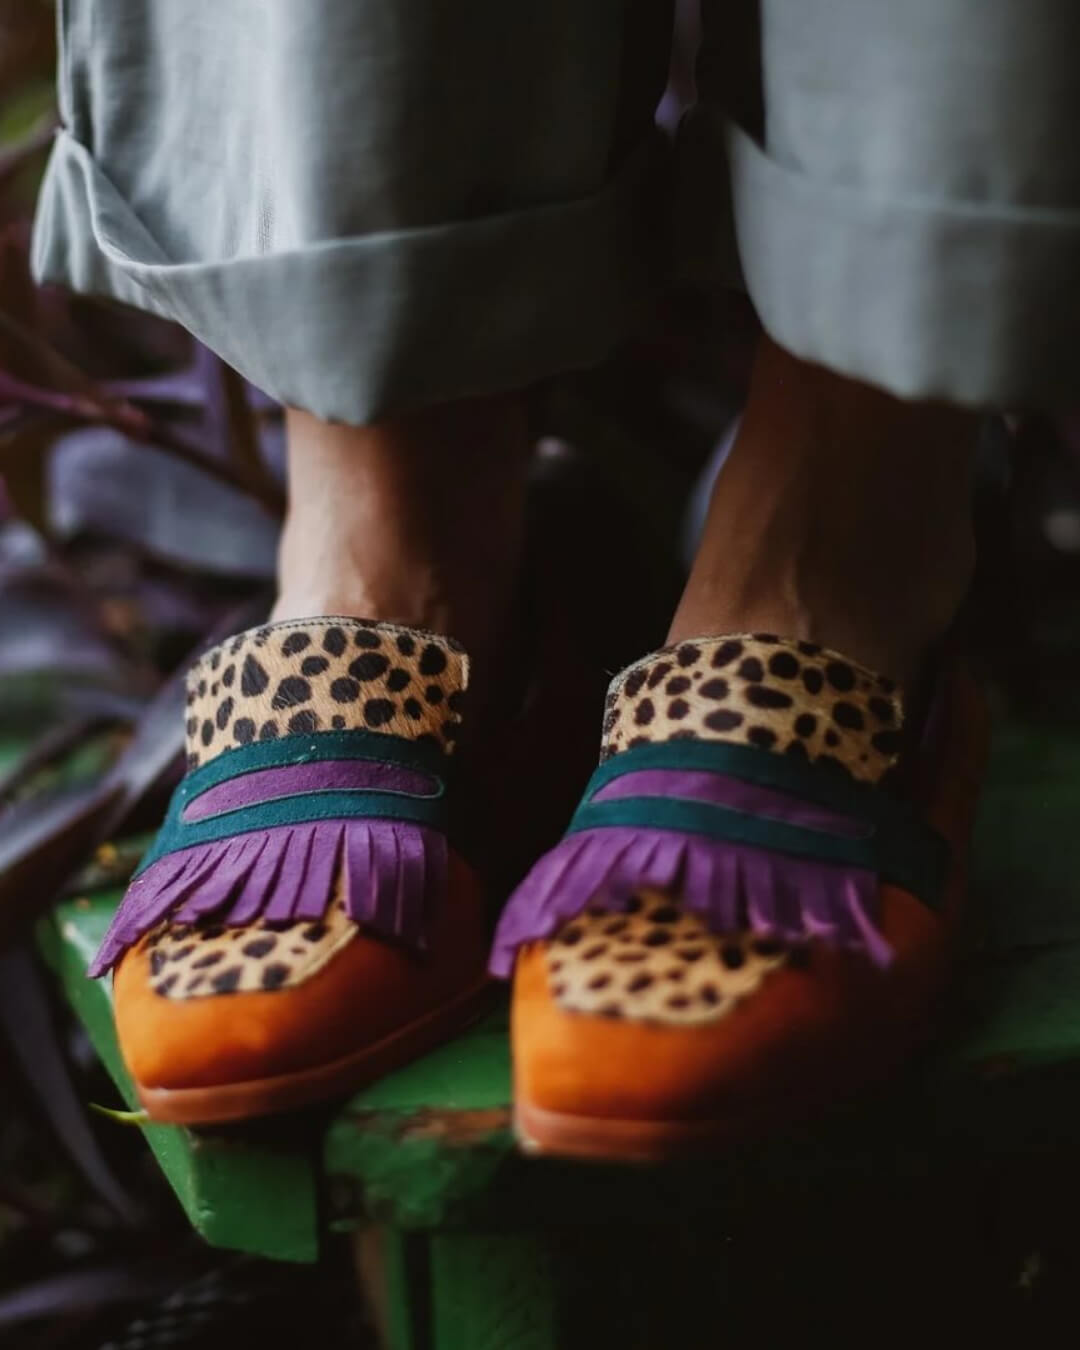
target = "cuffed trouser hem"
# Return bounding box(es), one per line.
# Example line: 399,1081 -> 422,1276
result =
32,128 -> 669,425
677,105 -> 1080,410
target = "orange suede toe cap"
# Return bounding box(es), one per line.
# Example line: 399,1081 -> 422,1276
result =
113,853 -> 488,1092
512,883 -> 948,1130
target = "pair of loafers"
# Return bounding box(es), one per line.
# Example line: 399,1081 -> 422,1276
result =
92,618 -> 986,1158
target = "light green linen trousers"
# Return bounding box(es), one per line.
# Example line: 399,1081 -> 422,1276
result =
33,0 -> 1080,423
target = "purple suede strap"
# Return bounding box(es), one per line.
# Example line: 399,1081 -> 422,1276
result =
183,759 -> 437,822
593,769 -> 867,837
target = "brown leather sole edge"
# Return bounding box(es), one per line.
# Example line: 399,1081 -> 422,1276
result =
512,1032 -> 931,1163
514,1096 -> 768,1163
134,977 -> 494,1125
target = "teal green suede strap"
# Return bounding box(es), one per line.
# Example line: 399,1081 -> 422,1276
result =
568,741 -> 949,912
136,730 -> 449,876
183,728 -> 448,786
583,740 -> 882,818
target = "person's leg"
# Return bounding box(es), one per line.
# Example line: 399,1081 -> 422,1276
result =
500,342 -> 985,1155
35,0 -> 673,713
273,396 -> 530,700
670,336 -> 979,682
35,0 -> 672,426
669,0 -> 1079,675
53,0 -> 687,1126
500,0 -> 1052,1158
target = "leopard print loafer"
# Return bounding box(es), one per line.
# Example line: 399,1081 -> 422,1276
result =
93,617 -> 490,1124
492,634 -> 988,1160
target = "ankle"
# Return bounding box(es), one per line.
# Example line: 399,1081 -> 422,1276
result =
671,503 -> 975,676
669,338 -> 979,684
272,397 -> 529,671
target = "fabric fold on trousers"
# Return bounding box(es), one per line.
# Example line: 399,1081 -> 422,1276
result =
34,128 -> 667,424
33,0 -> 1080,414
676,105 -> 1080,409
676,0 -> 1080,409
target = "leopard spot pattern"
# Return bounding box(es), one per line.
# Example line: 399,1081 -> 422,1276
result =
184,619 -> 468,767
600,634 -> 902,784
543,892 -> 792,1025
142,888 -> 357,999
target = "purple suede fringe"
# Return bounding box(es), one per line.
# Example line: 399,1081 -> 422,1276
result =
489,765 -> 895,978
489,825 -> 888,977
88,818 -> 446,977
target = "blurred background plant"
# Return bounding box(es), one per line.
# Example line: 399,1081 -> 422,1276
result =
3,1 -> 1080,1345
0,6 -> 374,1344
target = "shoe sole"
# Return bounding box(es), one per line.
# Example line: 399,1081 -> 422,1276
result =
514,1097 -> 773,1162
134,977 -> 494,1125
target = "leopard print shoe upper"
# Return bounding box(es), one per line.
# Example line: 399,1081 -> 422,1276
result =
142,618 -> 467,1000
544,635 -> 905,1026
545,891 -> 791,1026
185,618 -> 467,770
601,635 -> 902,784
140,889 -> 357,999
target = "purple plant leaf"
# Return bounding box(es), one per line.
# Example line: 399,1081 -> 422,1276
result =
0,686 -> 181,948
195,342 -> 234,461
258,412 -> 286,482
0,342 -> 284,512
98,592 -> 272,830
59,686 -> 149,725
101,368 -> 209,408
47,426 -> 278,579
0,1264 -> 175,1327
194,344 -> 283,501
0,523 -> 141,686
0,594 -> 269,947
0,783 -> 126,948
129,572 -> 245,637
103,357 -> 285,483
0,672 -> 176,949
0,948 -> 145,1226
105,366 -> 277,415
0,367 -> 106,421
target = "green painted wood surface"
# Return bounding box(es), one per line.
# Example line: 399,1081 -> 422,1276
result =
39,718 -> 1080,1260
426,1234 -> 557,1350
37,893 -> 320,1263
972,721 -> 1080,952
371,1230 -> 558,1350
